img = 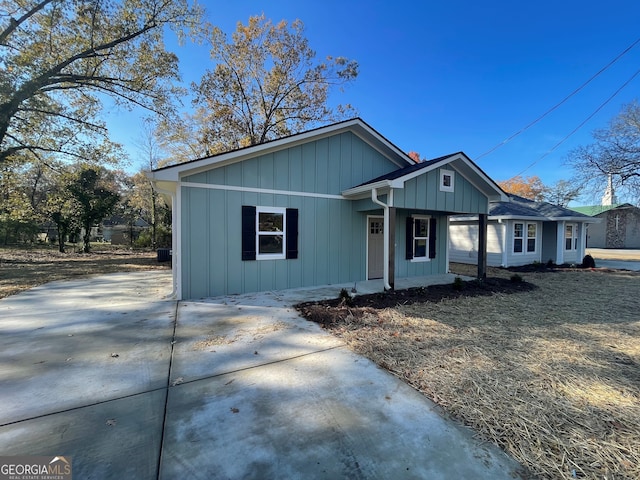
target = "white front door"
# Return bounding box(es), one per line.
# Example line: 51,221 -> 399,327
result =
368,217 -> 384,279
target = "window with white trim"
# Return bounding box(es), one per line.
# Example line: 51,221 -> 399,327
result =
513,223 -> 524,253
513,222 -> 537,253
527,223 -> 537,252
256,206 -> 286,259
412,215 -> 429,260
565,223 -> 578,251
440,169 -> 455,192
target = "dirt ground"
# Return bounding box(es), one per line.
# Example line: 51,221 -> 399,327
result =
298,264 -> 640,480
0,245 -> 171,299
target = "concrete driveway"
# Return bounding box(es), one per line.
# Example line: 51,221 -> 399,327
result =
0,272 -> 526,479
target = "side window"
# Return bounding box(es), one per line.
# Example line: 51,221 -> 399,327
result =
513,223 -> 524,253
257,207 -> 286,259
242,206 -> 298,261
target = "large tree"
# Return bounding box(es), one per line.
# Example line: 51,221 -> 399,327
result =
68,166 -> 119,253
160,14 -> 358,161
497,175 -> 547,201
567,101 -> 640,203
0,0 -> 202,167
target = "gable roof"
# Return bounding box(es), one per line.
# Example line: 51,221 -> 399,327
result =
490,194 -> 595,221
570,203 -> 637,216
451,194 -> 598,222
151,118 -> 414,183
342,151 -> 508,202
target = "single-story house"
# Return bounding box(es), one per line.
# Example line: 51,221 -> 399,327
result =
150,118 -> 507,300
570,204 -> 640,249
449,194 -> 597,267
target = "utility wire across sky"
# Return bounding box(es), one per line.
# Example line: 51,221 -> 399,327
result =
476,36 -> 640,170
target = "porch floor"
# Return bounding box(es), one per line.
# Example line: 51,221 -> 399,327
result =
263,273 -> 473,305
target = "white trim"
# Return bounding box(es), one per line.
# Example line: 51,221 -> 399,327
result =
256,206 -> 286,260
445,216 -> 450,273
512,221 -> 538,255
181,181 -> 345,200
175,185 -> 182,300
440,169 -> 455,192
501,222 -> 508,267
410,214 -> 431,262
564,223 -> 579,252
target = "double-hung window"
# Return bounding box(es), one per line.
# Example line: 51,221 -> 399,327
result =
241,206 -> 298,261
565,224 -> 578,251
406,215 -> 436,261
256,207 -> 286,259
527,223 -> 537,252
513,223 -> 524,253
413,216 -> 429,260
514,222 -> 536,253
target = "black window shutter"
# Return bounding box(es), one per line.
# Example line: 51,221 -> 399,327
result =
429,217 -> 437,259
405,216 -> 413,260
286,208 -> 298,259
241,205 -> 256,261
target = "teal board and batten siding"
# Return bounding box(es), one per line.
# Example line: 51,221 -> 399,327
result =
393,166 -> 489,214
182,132 -> 397,195
179,132 -> 400,298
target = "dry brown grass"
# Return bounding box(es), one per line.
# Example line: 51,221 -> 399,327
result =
306,266 -> 640,479
0,245 -> 170,299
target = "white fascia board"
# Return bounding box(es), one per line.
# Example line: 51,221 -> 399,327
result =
394,152 -> 508,202
452,155 -> 508,202
342,179 -> 402,198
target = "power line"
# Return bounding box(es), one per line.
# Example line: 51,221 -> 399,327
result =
476,36 -> 640,161
508,66 -> 640,179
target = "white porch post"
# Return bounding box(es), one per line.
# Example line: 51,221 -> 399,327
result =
578,222 -> 587,261
556,221 -> 565,265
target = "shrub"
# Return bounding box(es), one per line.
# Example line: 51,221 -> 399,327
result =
338,288 -> 353,306
452,276 -> 464,291
582,254 -> 596,268
510,274 -> 523,283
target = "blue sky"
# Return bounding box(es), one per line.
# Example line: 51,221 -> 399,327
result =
111,0 -> 640,203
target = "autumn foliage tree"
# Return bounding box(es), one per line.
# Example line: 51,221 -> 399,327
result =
160,14 -> 358,161
498,175 -> 547,201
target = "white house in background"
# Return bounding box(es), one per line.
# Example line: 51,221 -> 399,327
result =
449,194 -> 597,267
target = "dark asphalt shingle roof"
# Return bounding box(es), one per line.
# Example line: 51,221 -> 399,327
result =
490,194 -> 592,219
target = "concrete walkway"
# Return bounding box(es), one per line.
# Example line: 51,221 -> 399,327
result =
0,272 -> 527,479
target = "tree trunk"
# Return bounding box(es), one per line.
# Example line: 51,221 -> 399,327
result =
57,226 -> 66,253
82,223 -> 91,253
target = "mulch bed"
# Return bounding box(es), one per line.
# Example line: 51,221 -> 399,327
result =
296,270 -> 640,480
